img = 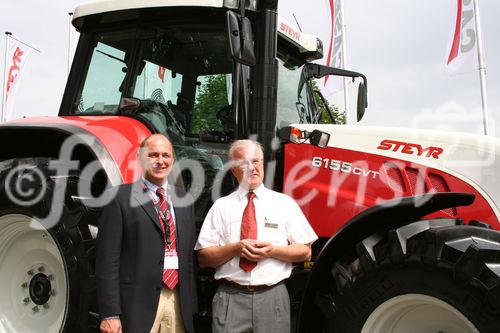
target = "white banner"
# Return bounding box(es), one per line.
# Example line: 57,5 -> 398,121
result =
323,0 -> 344,95
446,0 -> 478,74
3,37 -> 31,122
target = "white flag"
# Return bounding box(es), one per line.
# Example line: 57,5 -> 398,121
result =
446,0 -> 478,74
323,0 -> 343,95
3,38 -> 31,121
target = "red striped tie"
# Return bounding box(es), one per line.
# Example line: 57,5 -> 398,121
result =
239,192 -> 257,272
157,188 -> 178,289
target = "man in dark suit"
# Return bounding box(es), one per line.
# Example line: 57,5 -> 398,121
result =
96,134 -> 197,333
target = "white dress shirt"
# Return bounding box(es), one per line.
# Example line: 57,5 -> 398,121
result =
195,184 -> 318,286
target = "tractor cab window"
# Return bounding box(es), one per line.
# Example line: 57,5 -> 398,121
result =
276,58 -> 339,127
132,62 -> 186,145
72,22 -> 234,130
276,59 -> 307,127
79,42 -> 126,113
193,74 -> 233,141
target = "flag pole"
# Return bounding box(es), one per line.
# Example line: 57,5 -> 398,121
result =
473,0 -> 489,135
1,32 -> 12,124
68,12 -> 73,76
339,0 -> 350,124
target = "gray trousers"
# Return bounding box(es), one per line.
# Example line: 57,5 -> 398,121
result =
211,283 -> 291,333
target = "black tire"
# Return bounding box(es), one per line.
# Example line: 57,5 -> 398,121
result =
0,158 -> 98,333
328,219 -> 500,333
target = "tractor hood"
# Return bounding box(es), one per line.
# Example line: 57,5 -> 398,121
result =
295,124 -> 500,219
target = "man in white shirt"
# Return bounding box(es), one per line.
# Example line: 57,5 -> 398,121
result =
195,139 -> 318,332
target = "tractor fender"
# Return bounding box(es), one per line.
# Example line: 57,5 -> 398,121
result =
297,191 -> 475,332
0,116 -> 152,184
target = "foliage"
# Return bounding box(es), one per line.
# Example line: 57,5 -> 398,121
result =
312,79 -> 346,125
192,74 -> 229,134
191,74 -> 347,134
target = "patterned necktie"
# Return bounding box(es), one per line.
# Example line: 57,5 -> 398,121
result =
239,192 -> 257,272
156,187 -> 178,289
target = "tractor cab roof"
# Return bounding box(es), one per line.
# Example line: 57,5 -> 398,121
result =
72,0 -> 250,30
72,0 -> 323,65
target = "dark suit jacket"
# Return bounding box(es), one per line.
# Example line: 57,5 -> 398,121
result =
96,181 -> 198,333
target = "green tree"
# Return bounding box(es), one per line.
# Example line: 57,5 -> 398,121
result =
192,74 -> 229,134
312,79 -> 346,124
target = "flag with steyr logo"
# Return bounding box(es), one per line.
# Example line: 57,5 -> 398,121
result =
3,37 -> 31,122
446,0 -> 479,74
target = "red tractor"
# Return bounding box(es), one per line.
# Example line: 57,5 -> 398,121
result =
0,0 -> 499,332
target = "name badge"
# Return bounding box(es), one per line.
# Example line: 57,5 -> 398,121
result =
264,222 -> 278,229
164,251 -> 179,270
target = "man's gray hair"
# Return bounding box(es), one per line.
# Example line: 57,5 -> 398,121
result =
228,139 -> 264,161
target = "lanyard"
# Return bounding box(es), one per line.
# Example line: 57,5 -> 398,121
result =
151,190 -> 172,249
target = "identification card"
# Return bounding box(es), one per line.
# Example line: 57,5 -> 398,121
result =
264,222 -> 278,229
264,216 -> 278,229
164,251 -> 179,270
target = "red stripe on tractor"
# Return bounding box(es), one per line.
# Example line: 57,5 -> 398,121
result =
324,0 -> 335,86
447,0 -> 462,64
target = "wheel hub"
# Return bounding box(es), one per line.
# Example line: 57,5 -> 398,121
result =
29,273 -> 52,305
361,294 -> 479,333
0,214 -> 68,332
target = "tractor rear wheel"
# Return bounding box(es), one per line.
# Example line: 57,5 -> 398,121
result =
0,158 -> 97,333
330,219 -> 500,333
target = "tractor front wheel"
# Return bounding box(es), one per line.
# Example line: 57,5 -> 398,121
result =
0,158 -> 97,332
330,220 -> 500,333
0,214 -> 69,332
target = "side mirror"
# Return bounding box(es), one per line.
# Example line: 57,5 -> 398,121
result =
309,130 -> 330,148
226,11 -> 256,66
300,63 -> 368,123
357,82 -> 367,122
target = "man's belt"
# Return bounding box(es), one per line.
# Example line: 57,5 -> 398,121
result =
219,279 -> 279,292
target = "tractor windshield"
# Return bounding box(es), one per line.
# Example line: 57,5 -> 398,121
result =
67,18 -> 234,143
